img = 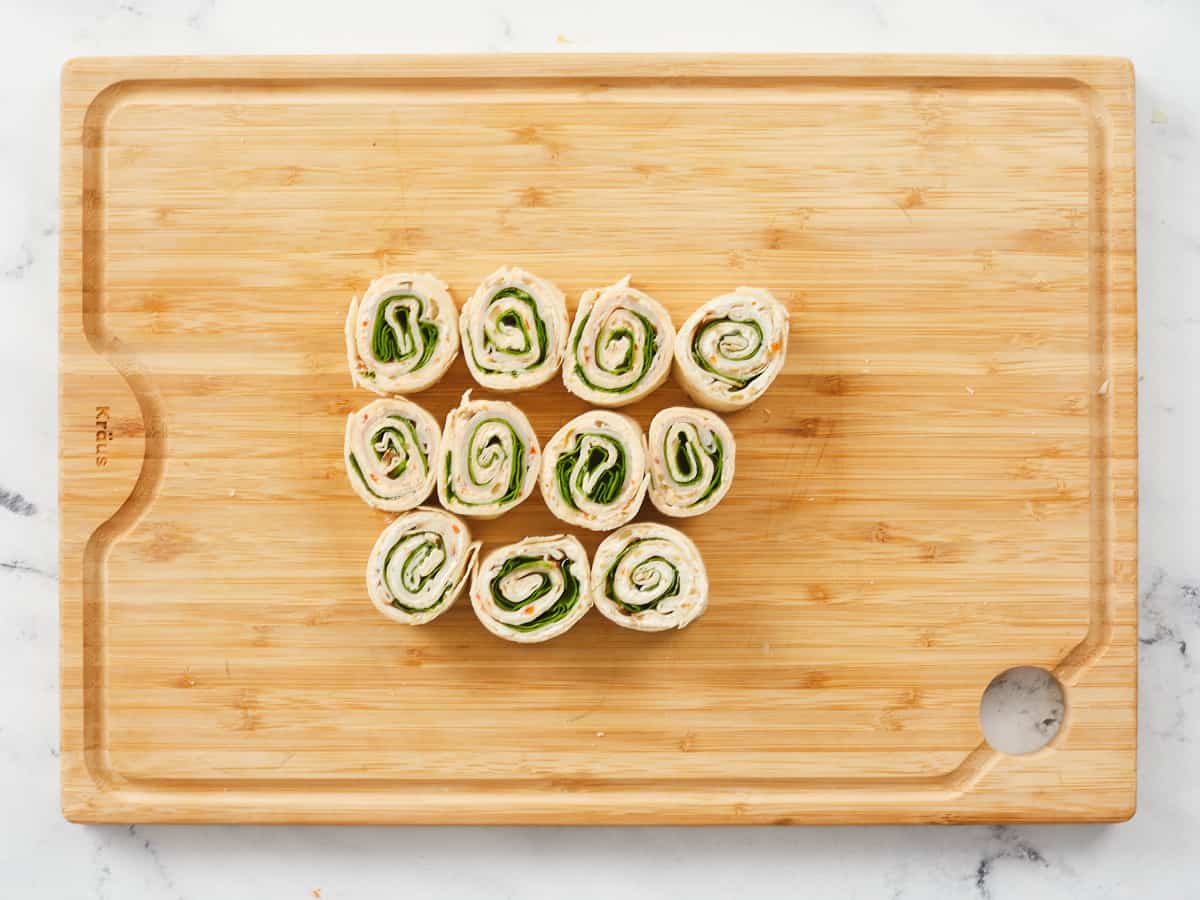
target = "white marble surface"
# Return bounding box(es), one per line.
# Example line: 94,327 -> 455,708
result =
2,0 -> 1197,896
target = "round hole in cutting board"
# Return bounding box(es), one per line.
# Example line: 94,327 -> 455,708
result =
978,666 -> 1065,755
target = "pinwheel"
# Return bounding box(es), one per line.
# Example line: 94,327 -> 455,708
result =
365,507 -> 480,625
471,535 -> 592,643
563,275 -> 675,407
345,272 -> 460,395
591,523 -> 709,632
539,410 -> 648,531
646,406 -> 735,517
673,287 -> 789,411
437,391 -> 540,518
459,266 -> 569,391
345,398 -> 440,512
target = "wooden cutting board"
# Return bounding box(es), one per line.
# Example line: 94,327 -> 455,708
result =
60,55 -> 1137,824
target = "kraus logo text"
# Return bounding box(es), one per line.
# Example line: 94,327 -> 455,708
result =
95,406 -> 111,468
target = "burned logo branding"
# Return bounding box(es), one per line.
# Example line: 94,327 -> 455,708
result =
95,406 -> 112,467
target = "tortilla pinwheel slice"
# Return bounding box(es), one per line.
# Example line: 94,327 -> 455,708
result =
366,507 -> 480,625
562,275 -> 675,408
646,406 -> 736,518
591,523 -> 709,632
471,534 -> 592,643
673,286 -> 790,412
539,410 -> 648,532
344,398 -> 440,512
459,266 -> 569,391
345,272 -> 460,395
437,391 -> 541,519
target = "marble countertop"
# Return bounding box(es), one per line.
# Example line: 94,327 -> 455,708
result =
3,0 -> 1197,897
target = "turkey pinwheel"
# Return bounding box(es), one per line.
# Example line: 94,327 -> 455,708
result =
345,398 -> 440,512
591,523 -> 709,632
563,275 -> 675,407
539,410 -> 648,531
366,507 -> 480,625
646,406 -> 735,517
471,534 -> 592,643
437,391 -> 540,518
345,272 -> 460,395
459,266 -> 569,391
673,287 -> 789,411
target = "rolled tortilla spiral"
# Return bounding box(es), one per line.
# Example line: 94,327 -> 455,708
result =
647,406 -> 736,518
563,275 -> 675,408
345,398 -> 440,512
366,507 -> 480,625
460,266 -> 569,391
345,272 -> 460,395
539,410 -> 648,531
591,523 -> 709,632
673,287 -> 789,412
471,535 -> 592,643
437,391 -> 540,519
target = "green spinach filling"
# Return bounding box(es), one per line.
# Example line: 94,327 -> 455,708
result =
442,418 -> 526,507
348,415 -> 428,498
467,286 -> 549,376
489,554 -> 582,632
572,309 -> 659,394
690,316 -> 764,391
663,428 -> 724,506
604,539 -> 680,615
383,531 -> 451,614
554,432 -> 627,510
371,293 -> 440,370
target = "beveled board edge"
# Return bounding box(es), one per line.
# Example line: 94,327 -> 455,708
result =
59,54 -> 1137,824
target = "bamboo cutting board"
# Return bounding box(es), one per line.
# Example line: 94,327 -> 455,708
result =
60,55 -> 1137,824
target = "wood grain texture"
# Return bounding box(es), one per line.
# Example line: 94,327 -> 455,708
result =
59,54 -> 1137,824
